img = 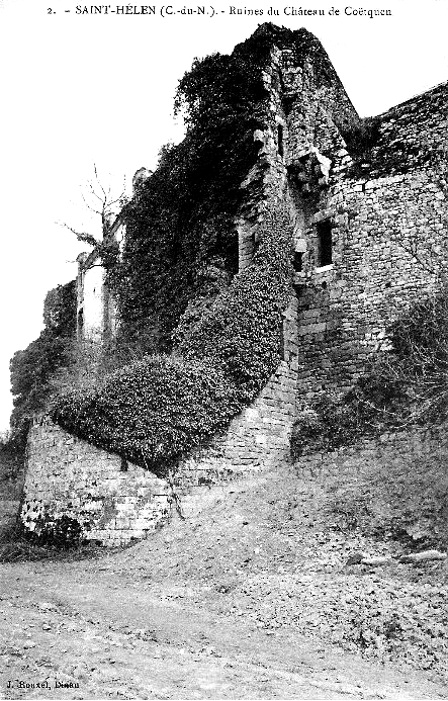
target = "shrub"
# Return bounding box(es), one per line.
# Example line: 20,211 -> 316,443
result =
24,515 -> 84,550
326,432 -> 448,549
53,355 -> 241,474
339,116 -> 381,160
291,284 -> 448,458
53,207 -> 293,474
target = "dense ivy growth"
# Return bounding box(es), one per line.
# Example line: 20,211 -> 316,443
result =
110,24 -> 325,351
10,281 -> 76,450
175,209 -> 293,399
53,208 -> 293,473
111,30 -> 274,352
51,25 -> 320,470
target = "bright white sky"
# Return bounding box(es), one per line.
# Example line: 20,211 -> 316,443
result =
0,0 -> 447,431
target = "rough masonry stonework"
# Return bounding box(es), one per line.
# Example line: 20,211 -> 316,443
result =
21,26 -> 448,543
23,418 -> 171,546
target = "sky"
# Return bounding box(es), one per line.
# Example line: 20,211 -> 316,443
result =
0,0 -> 447,432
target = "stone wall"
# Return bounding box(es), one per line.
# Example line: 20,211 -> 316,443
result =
20,33 -> 448,545
296,426 -> 443,485
237,36 -> 447,407
22,286 -> 299,544
293,158 -> 447,400
22,418 -> 171,546
271,45 -> 448,402
177,294 -> 299,488
236,36 -> 358,410
255,39 -> 358,402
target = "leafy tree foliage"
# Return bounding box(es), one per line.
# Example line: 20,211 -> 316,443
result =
9,281 -> 76,450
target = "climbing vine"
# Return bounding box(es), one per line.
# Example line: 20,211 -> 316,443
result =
111,34 -> 273,352
51,25 -> 309,472
52,206 -> 293,474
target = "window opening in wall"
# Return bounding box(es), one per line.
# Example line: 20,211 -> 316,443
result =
277,124 -> 284,158
293,251 -> 303,272
317,220 -> 333,266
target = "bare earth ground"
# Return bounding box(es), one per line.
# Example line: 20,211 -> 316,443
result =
1,463 -> 447,700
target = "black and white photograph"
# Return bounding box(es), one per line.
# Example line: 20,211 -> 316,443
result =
1,0 -> 448,697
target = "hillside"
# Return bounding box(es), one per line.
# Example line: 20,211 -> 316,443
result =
1,437 -> 448,698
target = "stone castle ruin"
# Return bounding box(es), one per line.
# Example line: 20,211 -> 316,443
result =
21,25 -> 448,545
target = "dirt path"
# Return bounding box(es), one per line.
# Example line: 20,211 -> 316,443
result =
0,562 -> 444,700
1,465 -> 447,699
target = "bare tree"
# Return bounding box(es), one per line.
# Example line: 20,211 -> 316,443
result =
59,164 -> 128,265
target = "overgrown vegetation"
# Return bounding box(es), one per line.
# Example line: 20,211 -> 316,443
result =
53,207 -> 293,474
339,116 -> 382,161
9,281 -> 76,454
111,29 -> 274,352
0,433 -> 23,497
108,23 -> 339,352
24,514 -> 84,549
0,519 -> 107,563
9,25 -> 361,475
291,283 -> 448,459
49,25 -> 309,472
326,438 -> 448,549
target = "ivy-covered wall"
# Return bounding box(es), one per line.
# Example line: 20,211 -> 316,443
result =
18,24 -> 448,546
49,23 -> 367,474
52,25 -> 337,473
53,205 -> 295,475
111,30 -> 273,353
20,24 -> 448,487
